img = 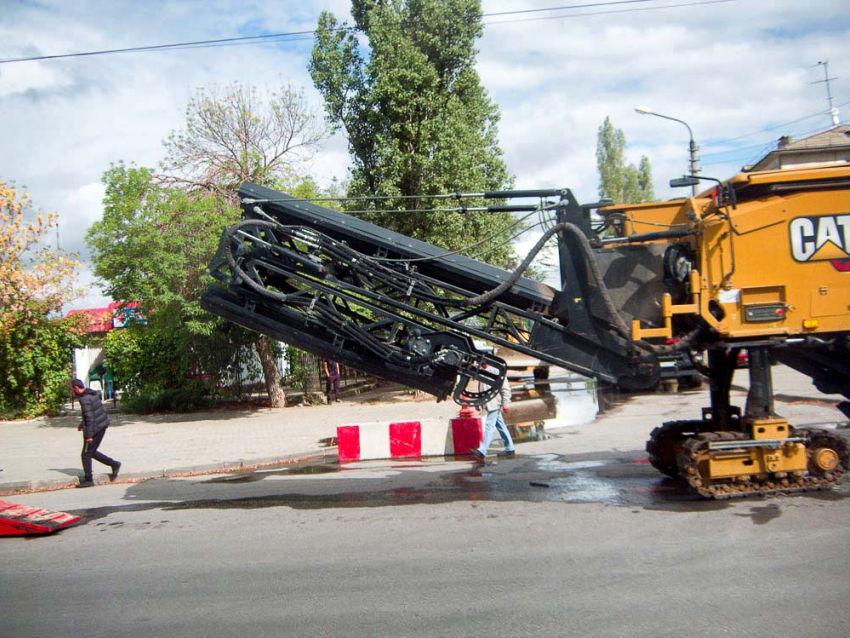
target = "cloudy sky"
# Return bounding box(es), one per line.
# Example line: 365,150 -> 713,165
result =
2,0 -> 848,309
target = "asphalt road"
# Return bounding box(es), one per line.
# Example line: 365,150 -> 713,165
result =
2,450 -> 849,638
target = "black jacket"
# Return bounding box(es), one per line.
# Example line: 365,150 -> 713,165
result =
79,389 -> 110,439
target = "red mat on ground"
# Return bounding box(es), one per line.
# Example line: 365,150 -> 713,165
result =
0,500 -> 81,536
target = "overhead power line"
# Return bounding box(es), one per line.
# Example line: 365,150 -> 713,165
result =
702,110 -> 829,148
484,0 -> 655,18
700,103 -> 850,160
0,28 -> 320,65
0,0 -> 733,65
485,0 -> 734,25
701,121 -> 842,167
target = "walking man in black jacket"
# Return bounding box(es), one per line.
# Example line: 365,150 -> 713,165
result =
71,379 -> 121,488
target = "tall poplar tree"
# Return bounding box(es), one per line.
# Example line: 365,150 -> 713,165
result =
310,0 -> 518,267
596,116 -> 655,204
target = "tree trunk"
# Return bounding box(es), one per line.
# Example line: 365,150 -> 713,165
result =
255,335 -> 285,408
300,351 -> 322,397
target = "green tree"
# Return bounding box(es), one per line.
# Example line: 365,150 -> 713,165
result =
159,82 -> 328,205
636,156 -> 654,201
87,164 -> 256,412
158,82 -> 330,407
596,117 -> 655,204
88,164 -> 240,313
101,323 -> 202,413
310,0 -> 519,267
0,180 -> 83,418
0,310 -> 82,419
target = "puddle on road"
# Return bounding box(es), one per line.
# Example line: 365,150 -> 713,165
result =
65,451 -> 848,530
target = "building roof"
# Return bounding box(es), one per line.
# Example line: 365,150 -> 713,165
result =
746,125 -> 850,172
66,307 -> 114,333
66,301 -> 143,333
776,125 -> 850,150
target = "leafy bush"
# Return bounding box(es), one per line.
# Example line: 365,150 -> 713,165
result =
103,302 -> 264,413
104,321 -> 211,413
1,180 -> 82,419
0,308 -> 82,419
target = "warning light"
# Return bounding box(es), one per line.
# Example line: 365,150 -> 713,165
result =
803,319 -> 819,330
776,308 -> 784,316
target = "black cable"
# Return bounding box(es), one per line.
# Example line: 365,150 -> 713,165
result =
485,0 -> 654,18
448,223 -> 624,312
246,193 -> 458,204
335,207 -> 496,215
702,121 -> 845,160
702,102 -> 850,148
485,0 -> 734,25
222,220 -> 296,302
467,217 -> 556,261
250,201 -> 553,266
435,220 -> 706,356
0,28 -> 325,64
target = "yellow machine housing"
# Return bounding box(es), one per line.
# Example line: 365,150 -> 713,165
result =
603,164 -> 850,498
608,164 -> 850,341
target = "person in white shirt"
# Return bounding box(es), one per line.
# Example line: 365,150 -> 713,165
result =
470,371 -> 515,460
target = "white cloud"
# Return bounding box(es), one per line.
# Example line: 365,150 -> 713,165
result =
0,57 -> 73,98
56,181 -> 106,256
65,265 -> 112,313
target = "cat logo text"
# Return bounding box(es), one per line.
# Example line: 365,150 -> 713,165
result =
789,215 -> 850,263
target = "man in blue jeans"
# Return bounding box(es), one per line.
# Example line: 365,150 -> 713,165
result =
470,371 -> 515,461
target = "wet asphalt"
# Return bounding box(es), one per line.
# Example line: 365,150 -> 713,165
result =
64,449 -> 849,529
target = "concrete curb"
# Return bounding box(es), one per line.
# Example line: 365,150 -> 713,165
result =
0,450 -> 335,496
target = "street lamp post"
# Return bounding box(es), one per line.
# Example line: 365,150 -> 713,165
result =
635,106 -> 699,196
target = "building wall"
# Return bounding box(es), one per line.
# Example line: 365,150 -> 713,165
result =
73,347 -> 104,395
780,149 -> 850,169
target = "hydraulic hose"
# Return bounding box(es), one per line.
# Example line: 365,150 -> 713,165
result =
221,220 -> 297,303
441,221 -> 705,355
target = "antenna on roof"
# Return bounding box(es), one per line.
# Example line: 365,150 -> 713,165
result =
812,60 -> 840,127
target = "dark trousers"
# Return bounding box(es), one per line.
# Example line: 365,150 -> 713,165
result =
326,375 -> 340,402
81,429 -> 117,481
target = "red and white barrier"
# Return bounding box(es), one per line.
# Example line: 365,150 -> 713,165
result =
337,416 -> 483,463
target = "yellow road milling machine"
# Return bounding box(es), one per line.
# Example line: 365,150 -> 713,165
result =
203,163 -> 850,499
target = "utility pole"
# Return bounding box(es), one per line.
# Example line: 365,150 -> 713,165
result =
813,60 -> 840,126
635,106 -> 699,196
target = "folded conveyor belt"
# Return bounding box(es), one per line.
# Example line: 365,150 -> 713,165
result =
238,182 -> 557,312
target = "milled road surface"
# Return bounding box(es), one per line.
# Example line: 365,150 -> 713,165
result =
2,451 -> 849,638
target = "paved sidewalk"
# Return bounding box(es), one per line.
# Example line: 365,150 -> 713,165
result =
0,388 -> 461,494
1,366 -> 846,494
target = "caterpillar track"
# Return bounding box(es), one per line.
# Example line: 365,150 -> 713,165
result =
674,428 -> 849,500
646,420 -> 707,479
